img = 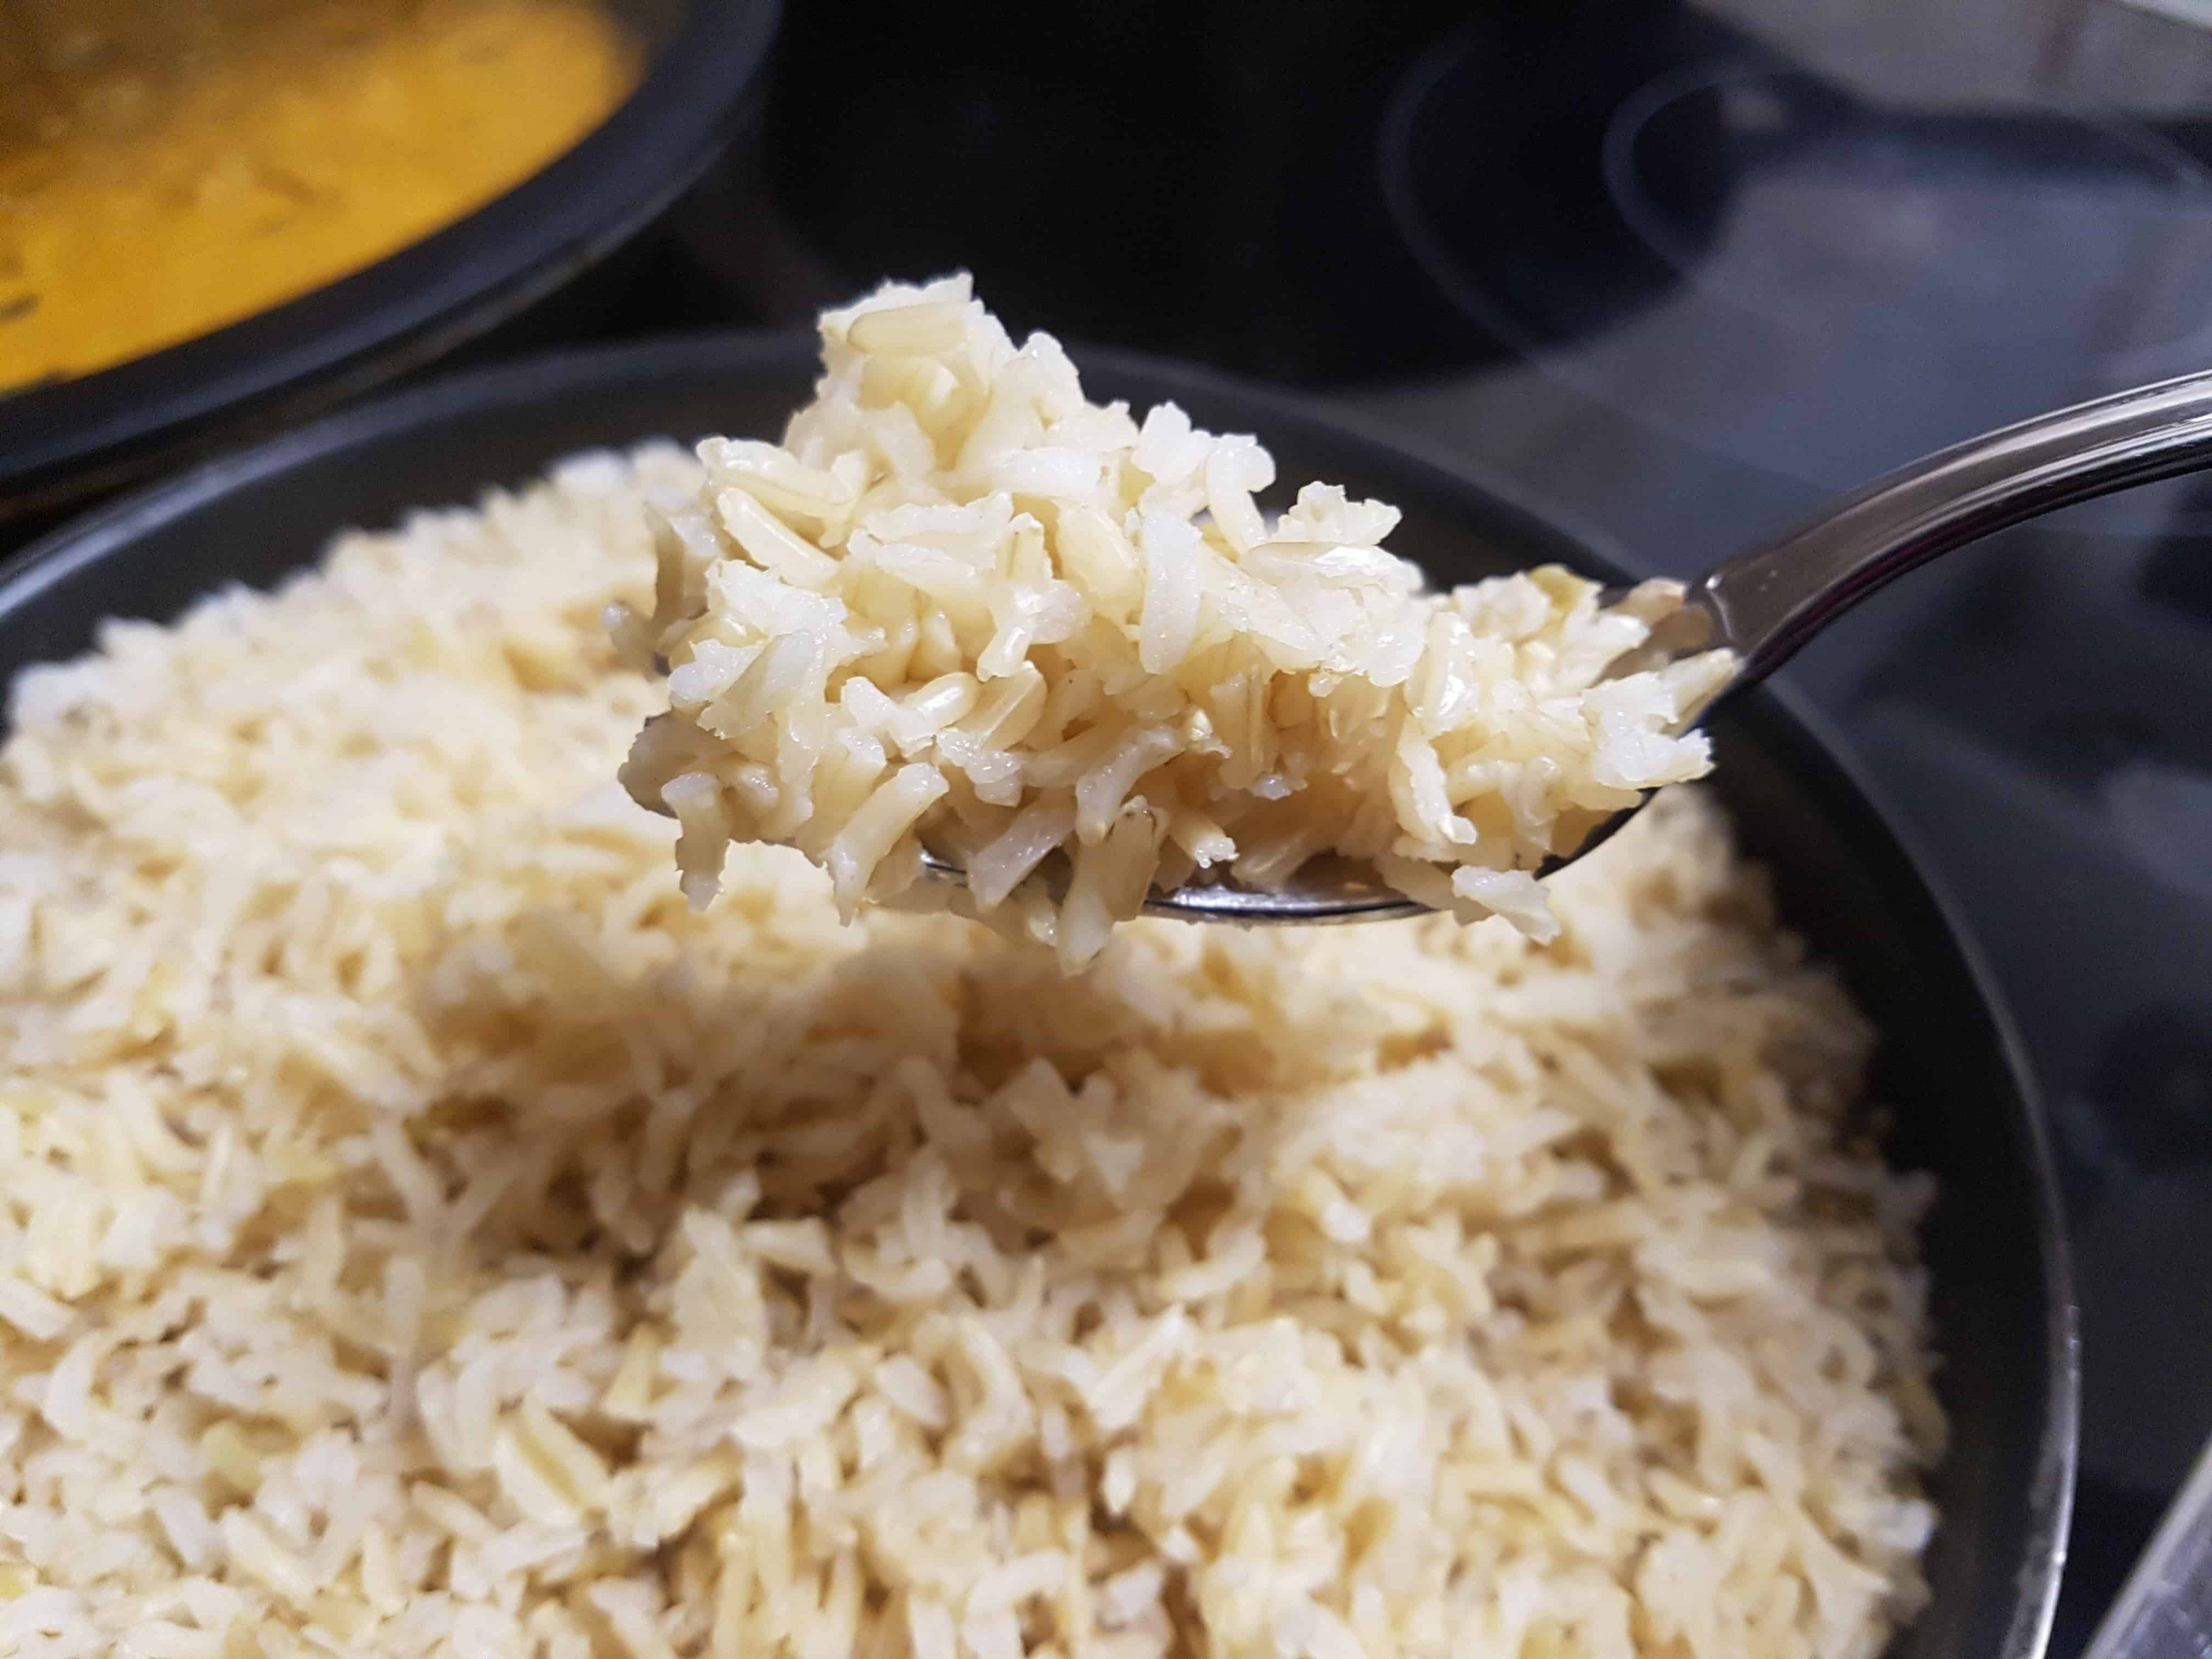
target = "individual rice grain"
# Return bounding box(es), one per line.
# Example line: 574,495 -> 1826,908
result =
618,275 -> 1737,967
0,443 -> 1936,1659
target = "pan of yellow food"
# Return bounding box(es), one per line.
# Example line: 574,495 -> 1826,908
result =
0,0 -> 777,525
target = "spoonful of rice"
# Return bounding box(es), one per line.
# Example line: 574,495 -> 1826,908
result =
618,277 -> 2212,967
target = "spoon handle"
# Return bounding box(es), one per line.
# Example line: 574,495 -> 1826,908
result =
1697,369 -> 2212,682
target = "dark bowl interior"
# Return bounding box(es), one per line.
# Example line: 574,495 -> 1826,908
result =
0,0 -> 777,528
0,332 -> 2075,1659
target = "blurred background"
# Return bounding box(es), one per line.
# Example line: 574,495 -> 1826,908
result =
4,0 -> 2211,1645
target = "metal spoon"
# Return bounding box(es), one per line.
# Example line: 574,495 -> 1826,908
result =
919,366 -> 2212,923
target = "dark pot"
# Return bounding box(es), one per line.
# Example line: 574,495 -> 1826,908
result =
0,332 -> 2076,1659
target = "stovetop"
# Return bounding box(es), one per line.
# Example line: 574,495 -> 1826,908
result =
20,0 -> 2208,1644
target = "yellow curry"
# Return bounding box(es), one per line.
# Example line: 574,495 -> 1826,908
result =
0,0 -> 641,394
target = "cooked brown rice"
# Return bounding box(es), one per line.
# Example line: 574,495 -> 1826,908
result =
0,439 -> 1938,1659
618,278 -> 1736,968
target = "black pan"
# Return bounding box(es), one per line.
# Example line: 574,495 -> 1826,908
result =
0,0 -> 778,529
0,334 -> 2076,1659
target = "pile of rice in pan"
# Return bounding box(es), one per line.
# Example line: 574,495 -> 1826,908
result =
618,277 -> 1736,967
0,345 -> 1938,1658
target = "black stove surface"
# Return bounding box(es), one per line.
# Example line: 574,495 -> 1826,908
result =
1383,40 -> 2212,497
